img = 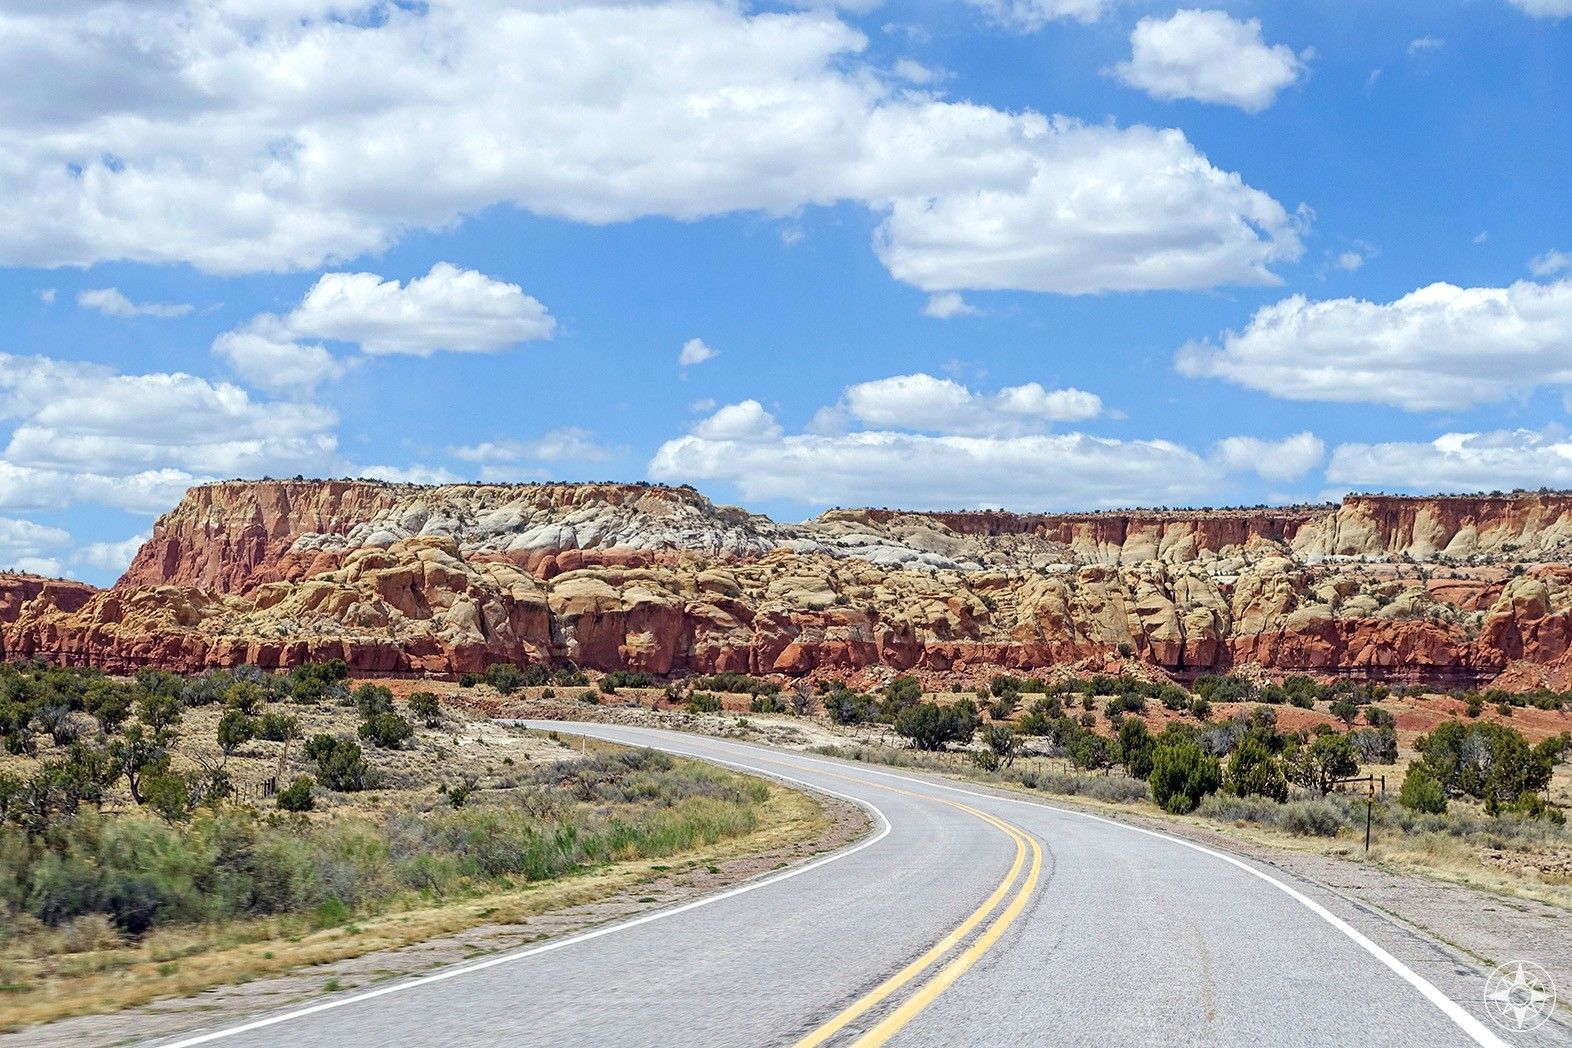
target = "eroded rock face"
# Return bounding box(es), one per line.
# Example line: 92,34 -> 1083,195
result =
15,481 -> 1572,685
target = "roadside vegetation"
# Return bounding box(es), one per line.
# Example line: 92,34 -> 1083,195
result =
0,661 -> 791,1027
501,663 -> 1572,903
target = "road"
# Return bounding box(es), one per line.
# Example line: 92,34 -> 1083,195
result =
150,723 -> 1567,1048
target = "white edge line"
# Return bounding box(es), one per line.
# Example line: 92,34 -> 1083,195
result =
151,735 -> 892,1048
681,730 -> 1513,1048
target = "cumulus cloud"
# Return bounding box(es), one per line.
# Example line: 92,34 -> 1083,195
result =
0,352 -> 338,512
1111,10 -> 1309,113
1328,429 -> 1572,491
286,264 -> 554,356
652,394 -> 1309,509
77,287 -> 192,318
0,2 -> 1298,296
450,428 -> 612,464
0,517 -> 73,576
214,262 -> 552,390
1212,432 -> 1325,481
875,118 -> 1301,293
678,338 -> 719,368
812,373 -> 1101,436
74,533 -> 149,574
923,292 -> 981,318
1177,279 -> 1572,411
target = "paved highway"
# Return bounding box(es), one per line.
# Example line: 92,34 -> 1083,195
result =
150,723 -> 1566,1047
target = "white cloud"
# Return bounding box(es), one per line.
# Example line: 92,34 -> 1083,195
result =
1328,429 -> 1572,491
1530,249 -> 1571,277
77,287 -> 192,318
285,263 -> 554,356
891,58 -> 943,85
1177,279 -> 1572,411
874,118 -> 1301,293
0,516 -> 72,576
678,338 -> 719,368
814,373 -> 1101,435
1212,432 -> 1324,481
212,316 -> 348,396
214,262 -> 551,389
74,533 -> 149,574
38,288 -> 55,305
0,353 -> 338,512
450,428 -> 611,464
964,0 -> 1109,32
1506,0 -> 1572,18
691,400 -> 784,443
356,463 -> 463,485
1406,36 -> 1445,57
1334,251 -> 1365,272
651,390 -> 1300,509
0,3 -> 1298,296
1111,10 -> 1309,113
923,292 -> 981,318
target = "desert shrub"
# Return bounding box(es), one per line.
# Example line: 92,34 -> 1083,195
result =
304,735 -> 373,792
690,673 -> 779,697
1398,763 -> 1447,814
459,672 -> 482,688
407,692 -> 440,727
894,702 -> 979,751
277,776 -> 315,812
1415,721 -> 1554,811
254,712 -> 300,742
483,664 -> 527,695
823,688 -> 878,725
686,692 -> 723,714
352,684 -> 395,719
1276,799 -> 1350,837
1116,718 -> 1155,780
216,710 -> 255,755
359,713 -> 414,750
981,725 -> 1022,767
1225,735 -> 1288,802
600,670 -> 653,691
749,693 -> 785,714
1148,740 -> 1221,814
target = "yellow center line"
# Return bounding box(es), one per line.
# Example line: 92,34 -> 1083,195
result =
850,830 -> 1043,1047
727,752 -> 1040,1048
793,811 -> 1028,1048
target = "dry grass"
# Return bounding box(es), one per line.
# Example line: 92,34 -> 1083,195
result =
0,780 -> 826,1030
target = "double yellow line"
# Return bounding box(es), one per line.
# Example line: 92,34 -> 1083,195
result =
789,778 -> 1044,1048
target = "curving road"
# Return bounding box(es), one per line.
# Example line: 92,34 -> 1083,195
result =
149,723 -> 1567,1048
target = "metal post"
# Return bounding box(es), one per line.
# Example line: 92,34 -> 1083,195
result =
1365,780 -> 1374,853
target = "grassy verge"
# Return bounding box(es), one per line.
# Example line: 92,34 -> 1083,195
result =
810,743 -> 1572,910
0,750 -> 829,1029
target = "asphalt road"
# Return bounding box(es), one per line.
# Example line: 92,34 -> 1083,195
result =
150,723 -> 1570,1048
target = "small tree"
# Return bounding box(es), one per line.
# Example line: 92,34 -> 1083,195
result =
483,663 -> 527,695
1148,740 -> 1222,814
1329,698 -> 1360,727
277,775 -> 315,812
1116,719 -> 1155,780
304,735 -> 373,791
408,691 -> 441,727
216,709 -> 255,756
1225,735 -> 1288,801
1397,763 -> 1447,814
359,712 -> 414,750
981,725 -> 1022,768
895,702 -> 979,751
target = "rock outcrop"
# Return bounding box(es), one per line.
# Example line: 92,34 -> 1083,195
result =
13,480 -> 1572,685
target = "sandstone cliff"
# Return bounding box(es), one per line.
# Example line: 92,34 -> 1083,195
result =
12,481 -> 1572,685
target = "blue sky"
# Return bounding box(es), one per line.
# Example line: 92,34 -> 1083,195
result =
3,0 -> 1572,584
